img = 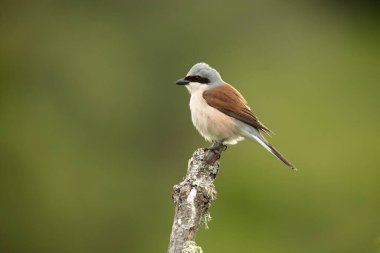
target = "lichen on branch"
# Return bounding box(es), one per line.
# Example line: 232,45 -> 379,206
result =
168,146 -> 225,253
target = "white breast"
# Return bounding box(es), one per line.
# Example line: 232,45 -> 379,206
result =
188,85 -> 244,144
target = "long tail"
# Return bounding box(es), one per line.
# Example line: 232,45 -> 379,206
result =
246,129 -> 296,170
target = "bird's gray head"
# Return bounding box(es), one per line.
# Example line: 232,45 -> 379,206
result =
176,63 -> 224,89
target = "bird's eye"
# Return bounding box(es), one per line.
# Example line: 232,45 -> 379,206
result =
185,75 -> 210,84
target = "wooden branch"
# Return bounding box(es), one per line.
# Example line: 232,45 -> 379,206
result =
168,146 -> 225,253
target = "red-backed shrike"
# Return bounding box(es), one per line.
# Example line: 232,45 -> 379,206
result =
176,62 -> 295,169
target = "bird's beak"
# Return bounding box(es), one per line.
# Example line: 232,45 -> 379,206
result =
176,78 -> 189,85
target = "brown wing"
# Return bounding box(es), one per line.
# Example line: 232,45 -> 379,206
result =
203,84 -> 271,134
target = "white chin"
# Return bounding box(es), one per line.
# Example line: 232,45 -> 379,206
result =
186,82 -> 208,93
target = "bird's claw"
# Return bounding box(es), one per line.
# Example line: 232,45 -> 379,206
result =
204,142 -> 227,164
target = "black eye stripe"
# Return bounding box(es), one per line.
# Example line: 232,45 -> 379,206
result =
184,75 -> 210,84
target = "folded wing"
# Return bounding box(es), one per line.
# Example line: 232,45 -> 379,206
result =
203,84 -> 271,134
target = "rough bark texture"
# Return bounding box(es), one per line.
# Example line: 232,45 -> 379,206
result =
168,146 -> 225,253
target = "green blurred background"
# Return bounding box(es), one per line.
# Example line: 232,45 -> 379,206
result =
1,1 -> 380,253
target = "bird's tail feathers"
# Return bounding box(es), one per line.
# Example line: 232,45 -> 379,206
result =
248,132 -> 296,170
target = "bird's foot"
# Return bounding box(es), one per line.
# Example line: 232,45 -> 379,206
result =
205,142 -> 227,164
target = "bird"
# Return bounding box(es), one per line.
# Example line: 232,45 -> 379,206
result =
176,62 -> 295,169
